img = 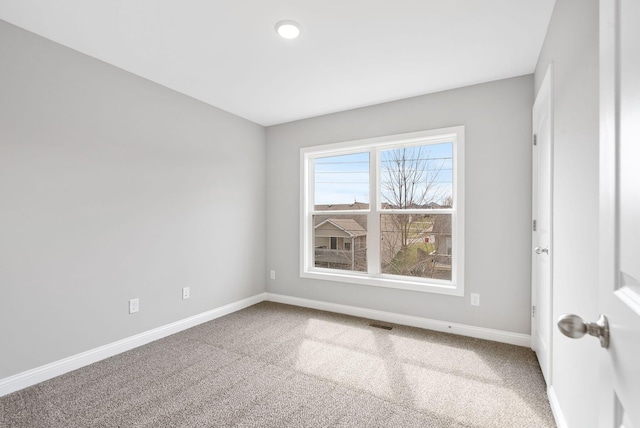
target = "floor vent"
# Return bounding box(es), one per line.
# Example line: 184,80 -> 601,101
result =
368,323 -> 392,330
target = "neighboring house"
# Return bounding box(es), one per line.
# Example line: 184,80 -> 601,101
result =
416,214 -> 452,280
314,218 -> 367,271
432,214 -> 452,262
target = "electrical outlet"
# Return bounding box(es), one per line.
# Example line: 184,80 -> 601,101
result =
270,270 -> 276,280
470,293 -> 480,306
129,298 -> 139,314
182,287 -> 190,300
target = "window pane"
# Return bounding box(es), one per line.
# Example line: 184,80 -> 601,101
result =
313,215 -> 367,272
380,214 -> 451,280
380,142 -> 453,209
314,153 -> 369,210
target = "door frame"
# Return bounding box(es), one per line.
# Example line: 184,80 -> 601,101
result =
531,64 -> 554,386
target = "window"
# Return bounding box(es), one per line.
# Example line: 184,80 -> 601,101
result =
301,127 -> 464,295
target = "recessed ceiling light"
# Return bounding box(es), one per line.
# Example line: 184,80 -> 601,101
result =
275,20 -> 301,39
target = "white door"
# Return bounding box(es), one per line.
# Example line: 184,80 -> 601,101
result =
531,66 -> 553,386
598,0 -> 640,426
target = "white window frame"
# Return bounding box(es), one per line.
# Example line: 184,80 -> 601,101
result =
300,126 -> 465,296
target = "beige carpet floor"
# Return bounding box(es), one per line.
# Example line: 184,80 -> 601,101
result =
0,302 -> 556,427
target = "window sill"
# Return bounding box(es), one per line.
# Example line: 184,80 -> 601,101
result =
300,269 -> 464,296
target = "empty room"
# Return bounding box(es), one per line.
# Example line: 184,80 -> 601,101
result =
1,0 -> 638,427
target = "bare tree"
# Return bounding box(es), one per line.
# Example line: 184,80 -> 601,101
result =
379,146 -> 449,276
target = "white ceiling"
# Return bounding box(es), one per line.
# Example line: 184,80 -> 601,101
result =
0,0 -> 556,126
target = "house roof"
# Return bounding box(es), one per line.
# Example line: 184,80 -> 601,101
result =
315,218 -> 367,237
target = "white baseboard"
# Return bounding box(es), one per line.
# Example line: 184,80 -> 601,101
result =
1,290 -> 531,398
265,293 -> 532,347
0,292 -> 267,398
547,385 -> 568,428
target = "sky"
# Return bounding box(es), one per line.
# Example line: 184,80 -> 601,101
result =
314,142 -> 453,207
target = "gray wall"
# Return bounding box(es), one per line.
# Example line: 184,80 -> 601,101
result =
0,21 -> 266,379
534,0 -> 600,426
266,75 -> 534,334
